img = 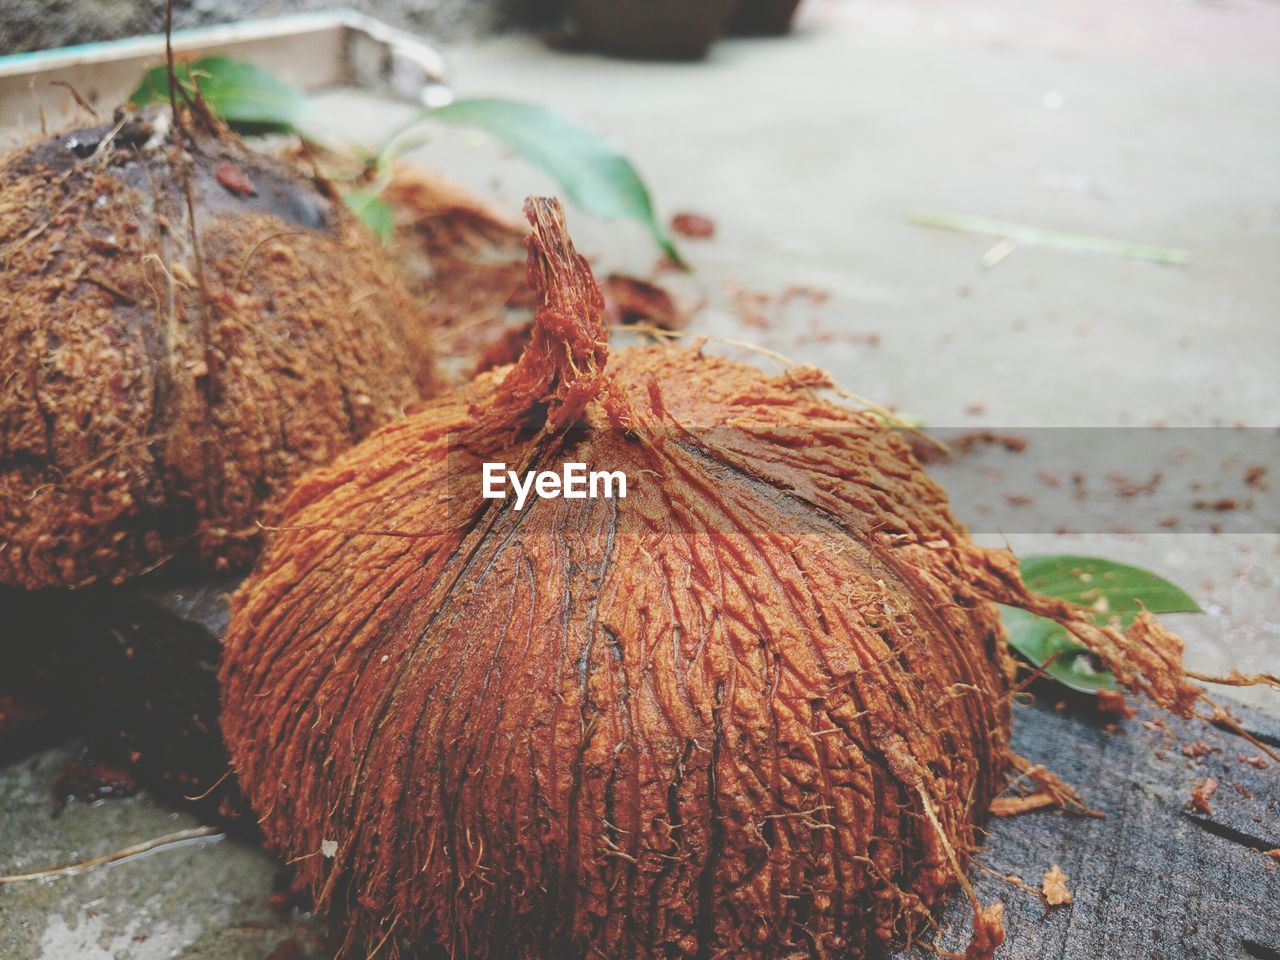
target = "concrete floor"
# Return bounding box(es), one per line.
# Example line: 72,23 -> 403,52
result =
0,745 -> 326,960
2,0 -> 1277,957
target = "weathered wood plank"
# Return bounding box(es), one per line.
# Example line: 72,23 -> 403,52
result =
892,697 -> 1280,960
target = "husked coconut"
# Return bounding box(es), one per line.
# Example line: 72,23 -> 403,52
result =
0,107 -> 435,589
222,199 -> 1222,960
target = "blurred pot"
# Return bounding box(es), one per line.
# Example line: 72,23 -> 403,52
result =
729,0 -> 803,35
565,0 -> 738,60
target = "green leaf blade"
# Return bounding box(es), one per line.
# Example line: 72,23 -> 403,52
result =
908,209 -> 1190,267
345,190 -> 394,245
998,605 -> 1118,694
426,98 -> 684,266
1018,554 -> 1201,625
1000,554 -> 1201,694
128,56 -> 310,134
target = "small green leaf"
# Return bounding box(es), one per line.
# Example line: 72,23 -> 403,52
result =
1019,555 -> 1201,625
424,98 -> 685,267
129,56 -> 310,133
345,190 -> 394,245
1001,555 -> 1201,694
908,210 -> 1190,267
998,605 -> 1117,694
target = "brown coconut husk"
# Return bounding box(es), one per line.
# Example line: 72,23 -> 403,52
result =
379,164 -> 536,381
379,164 -> 690,382
220,198 -> 1264,960
0,107 -> 436,589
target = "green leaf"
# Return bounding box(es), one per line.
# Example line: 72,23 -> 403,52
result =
128,56 -> 310,133
998,605 -> 1118,694
424,98 -> 685,267
1018,555 -> 1201,625
345,190 -> 394,245
1000,555 -> 1201,694
908,210 -> 1190,266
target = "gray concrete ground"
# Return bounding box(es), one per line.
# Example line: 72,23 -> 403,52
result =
0,745 -> 325,960
1,0 -> 1277,957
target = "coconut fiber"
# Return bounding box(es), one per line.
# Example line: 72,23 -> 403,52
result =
0,107 -> 434,589
221,198 -> 1212,960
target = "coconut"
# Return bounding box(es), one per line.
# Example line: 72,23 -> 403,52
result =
220,198 -> 1208,959
0,107 -> 435,589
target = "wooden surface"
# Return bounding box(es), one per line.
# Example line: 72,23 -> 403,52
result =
895,695 -> 1279,960
6,579 -> 1278,959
